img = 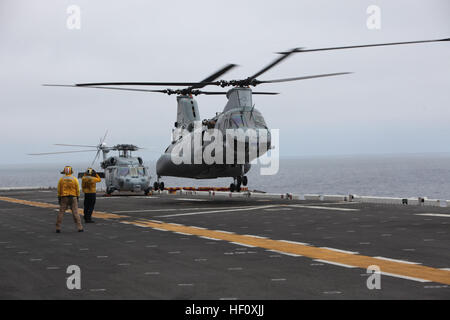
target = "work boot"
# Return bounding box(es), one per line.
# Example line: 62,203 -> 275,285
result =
56,230 -> 61,233
78,229 -> 84,232
86,219 -> 95,223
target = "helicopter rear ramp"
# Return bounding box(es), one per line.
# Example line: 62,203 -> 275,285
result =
0,188 -> 449,299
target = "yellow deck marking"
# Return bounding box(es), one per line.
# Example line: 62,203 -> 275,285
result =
0,196 -> 126,219
2,196 -> 449,285
129,219 -> 450,285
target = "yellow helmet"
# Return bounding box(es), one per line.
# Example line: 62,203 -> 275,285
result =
63,166 -> 73,175
86,168 -> 93,175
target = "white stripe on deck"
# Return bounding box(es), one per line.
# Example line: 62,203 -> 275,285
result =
374,256 -> 422,265
313,259 -> 356,268
319,247 -> 358,255
380,272 -> 430,283
415,213 -> 450,218
267,250 -> 302,257
286,205 -> 359,212
156,205 -> 278,218
112,206 -> 260,213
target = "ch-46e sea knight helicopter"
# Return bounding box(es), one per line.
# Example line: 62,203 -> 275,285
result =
45,37 -> 448,192
29,133 -> 152,195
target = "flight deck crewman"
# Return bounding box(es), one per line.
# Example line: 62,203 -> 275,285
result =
81,168 -> 101,223
56,166 -> 83,233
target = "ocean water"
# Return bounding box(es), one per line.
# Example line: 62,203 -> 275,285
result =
1,154 -> 450,199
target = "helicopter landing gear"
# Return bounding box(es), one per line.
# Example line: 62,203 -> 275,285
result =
144,188 -> 151,196
229,174 -> 248,192
153,177 -> 165,191
230,177 -> 242,193
106,187 -> 115,196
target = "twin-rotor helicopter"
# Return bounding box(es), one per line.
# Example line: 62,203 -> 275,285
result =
44,37 -> 448,192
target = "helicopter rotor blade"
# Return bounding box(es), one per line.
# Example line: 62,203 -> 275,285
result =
279,38 -> 450,54
74,81 -> 210,87
43,84 -> 172,94
248,47 -> 301,80
91,150 -> 101,167
54,144 -> 98,148
196,91 -> 280,95
255,72 -> 352,85
28,150 -> 97,156
188,64 -> 238,90
100,130 -> 108,145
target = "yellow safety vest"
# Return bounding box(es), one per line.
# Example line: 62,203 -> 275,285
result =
57,175 -> 80,197
82,174 -> 101,193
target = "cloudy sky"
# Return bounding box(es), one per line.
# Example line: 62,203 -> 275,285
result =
0,0 -> 449,165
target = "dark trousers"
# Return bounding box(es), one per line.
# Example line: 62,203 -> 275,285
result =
83,193 -> 96,221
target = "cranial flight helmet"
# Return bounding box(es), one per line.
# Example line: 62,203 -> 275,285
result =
62,166 -> 73,175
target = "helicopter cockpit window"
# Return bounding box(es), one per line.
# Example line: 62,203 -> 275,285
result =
129,167 -> 138,177
249,110 -> 268,129
230,114 -> 245,128
118,167 -> 129,176
138,167 -> 146,176
227,110 -> 267,129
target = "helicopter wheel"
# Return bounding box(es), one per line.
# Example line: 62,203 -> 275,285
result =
159,182 -> 165,190
144,188 -> 151,196
236,183 -> 241,193
230,183 -> 235,192
242,176 -> 248,186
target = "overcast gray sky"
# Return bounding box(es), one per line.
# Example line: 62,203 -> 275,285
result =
0,0 -> 449,165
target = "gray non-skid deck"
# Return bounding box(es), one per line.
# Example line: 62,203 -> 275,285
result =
0,189 -> 449,299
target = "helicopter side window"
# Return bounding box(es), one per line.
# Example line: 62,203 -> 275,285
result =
138,167 -> 146,176
118,167 -> 129,176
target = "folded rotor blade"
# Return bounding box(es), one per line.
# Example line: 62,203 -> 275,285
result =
256,72 -> 351,84
28,150 -> 97,156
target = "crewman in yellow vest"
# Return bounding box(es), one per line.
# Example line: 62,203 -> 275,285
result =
82,168 -> 101,223
56,166 -> 83,233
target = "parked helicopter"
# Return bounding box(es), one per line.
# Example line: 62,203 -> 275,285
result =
29,133 -> 152,195
45,37 -> 448,192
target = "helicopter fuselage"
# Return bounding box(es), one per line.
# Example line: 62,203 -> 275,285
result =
156,88 -> 271,180
102,155 -> 151,193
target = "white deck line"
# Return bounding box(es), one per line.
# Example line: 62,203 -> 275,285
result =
373,256 -> 422,265
313,259 -> 356,268
287,205 -> 359,212
279,240 -> 310,246
380,272 -> 430,283
156,205 -> 278,218
267,250 -> 302,257
319,247 -> 358,255
230,242 -> 256,248
415,213 -> 450,218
